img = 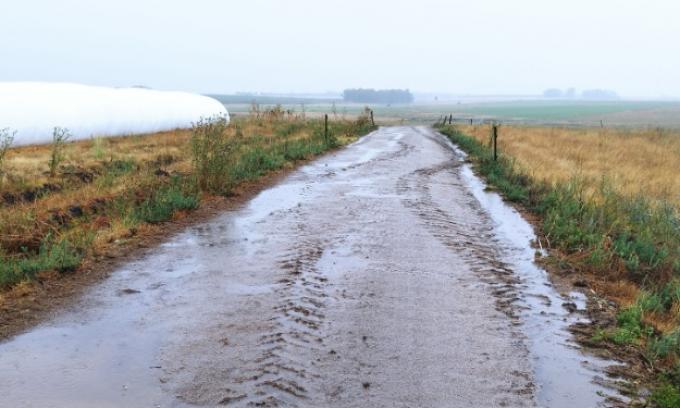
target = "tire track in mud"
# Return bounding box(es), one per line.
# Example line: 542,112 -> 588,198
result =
230,212 -> 333,406
339,139 -> 414,173
397,163 -> 523,315
396,158 -> 534,398
234,132 -> 418,407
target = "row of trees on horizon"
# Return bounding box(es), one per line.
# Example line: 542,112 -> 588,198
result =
543,88 -> 619,100
342,88 -> 414,104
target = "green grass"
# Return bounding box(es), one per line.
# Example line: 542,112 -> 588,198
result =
95,159 -> 137,188
593,306 -> 648,346
0,237 -> 83,287
133,178 -> 199,224
612,306 -> 650,345
651,384 -> 680,408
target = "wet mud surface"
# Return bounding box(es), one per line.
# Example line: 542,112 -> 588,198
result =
0,127 -> 625,407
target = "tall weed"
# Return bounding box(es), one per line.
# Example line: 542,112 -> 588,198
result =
49,127 -> 71,177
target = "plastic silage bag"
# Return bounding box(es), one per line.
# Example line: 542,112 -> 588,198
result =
0,82 -> 229,146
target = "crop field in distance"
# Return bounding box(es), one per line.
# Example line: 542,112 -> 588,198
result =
215,96 -> 680,128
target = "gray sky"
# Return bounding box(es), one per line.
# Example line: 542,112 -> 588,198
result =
2,0 -> 679,97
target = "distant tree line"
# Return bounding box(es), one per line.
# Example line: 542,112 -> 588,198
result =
342,89 -> 414,104
542,88 -> 619,100
543,88 -> 576,98
581,89 -> 619,100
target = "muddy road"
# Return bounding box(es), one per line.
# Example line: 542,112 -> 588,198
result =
0,127 -> 622,407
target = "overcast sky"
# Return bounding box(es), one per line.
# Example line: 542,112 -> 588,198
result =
2,0 -> 679,97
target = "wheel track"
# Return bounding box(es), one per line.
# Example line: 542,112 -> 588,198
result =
228,233 -> 331,407
396,158 -> 534,397
397,162 -> 522,311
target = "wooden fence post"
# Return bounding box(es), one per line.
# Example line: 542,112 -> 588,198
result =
324,114 -> 329,142
492,124 -> 498,161
470,118 -> 473,125
448,114 -> 453,125
370,110 -> 375,127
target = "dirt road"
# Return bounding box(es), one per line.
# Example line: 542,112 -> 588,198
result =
0,127 -> 619,407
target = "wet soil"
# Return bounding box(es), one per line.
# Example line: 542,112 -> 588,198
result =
0,127 -> 628,407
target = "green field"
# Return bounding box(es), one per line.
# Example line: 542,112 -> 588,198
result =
214,96 -> 680,128
447,100 -> 675,121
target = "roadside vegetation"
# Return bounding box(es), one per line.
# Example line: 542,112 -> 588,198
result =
435,122 -> 680,406
0,108 -> 376,290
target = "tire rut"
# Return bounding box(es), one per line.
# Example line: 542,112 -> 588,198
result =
396,158 -> 534,398
398,162 -> 522,314
231,236 -> 331,407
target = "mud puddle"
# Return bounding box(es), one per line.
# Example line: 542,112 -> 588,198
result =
0,244 -> 201,408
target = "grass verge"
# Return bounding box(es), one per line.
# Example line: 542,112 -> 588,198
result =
436,123 -> 680,406
0,110 -> 376,290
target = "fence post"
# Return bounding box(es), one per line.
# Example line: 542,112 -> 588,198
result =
370,110 -> 375,127
324,114 -> 329,142
470,118 -> 473,125
448,114 -> 453,125
492,124 -> 498,161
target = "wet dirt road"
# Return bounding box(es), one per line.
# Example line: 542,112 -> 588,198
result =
0,127 -> 620,407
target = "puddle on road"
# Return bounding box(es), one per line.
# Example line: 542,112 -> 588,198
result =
457,157 -> 627,407
0,241 -> 208,408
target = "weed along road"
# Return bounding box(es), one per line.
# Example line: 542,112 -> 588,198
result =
0,127 -> 622,407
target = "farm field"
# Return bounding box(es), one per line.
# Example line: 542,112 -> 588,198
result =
442,100 -> 680,124
216,96 -> 680,128
457,124 -> 680,206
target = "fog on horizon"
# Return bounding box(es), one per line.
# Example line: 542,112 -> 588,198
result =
1,0 -> 679,98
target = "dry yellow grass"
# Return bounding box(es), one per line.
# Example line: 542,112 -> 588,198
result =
1,118 -> 308,187
0,116 -> 320,247
458,124 -> 680,207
